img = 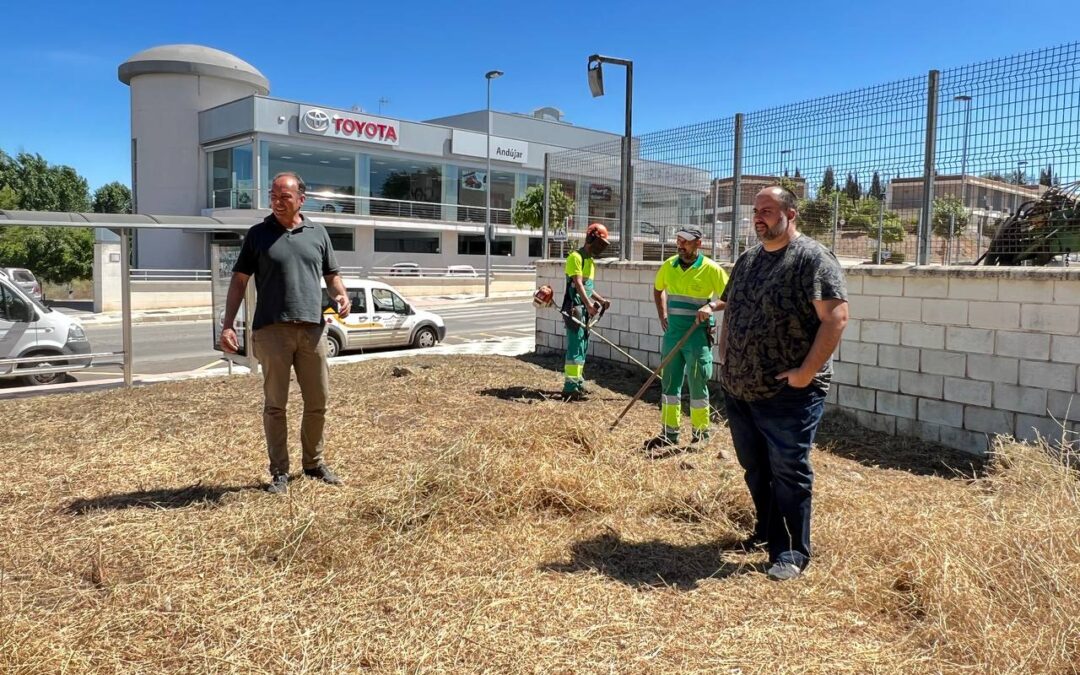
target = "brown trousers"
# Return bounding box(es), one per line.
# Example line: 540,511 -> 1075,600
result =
252,323 -> 329,476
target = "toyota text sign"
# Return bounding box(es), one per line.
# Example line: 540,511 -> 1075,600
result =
299,106 -> 400,146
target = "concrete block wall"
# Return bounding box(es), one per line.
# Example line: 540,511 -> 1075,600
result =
536,260 -> 1080,455
836,266 -> 1080,454
536,261 -> 676,374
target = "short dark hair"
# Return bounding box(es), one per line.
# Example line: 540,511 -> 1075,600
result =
760,185 -> 798,212
272,171 -> 306,196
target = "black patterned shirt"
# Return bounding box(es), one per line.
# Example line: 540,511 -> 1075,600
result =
720,235 -> 847,401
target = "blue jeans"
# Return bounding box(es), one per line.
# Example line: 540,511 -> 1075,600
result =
723,385 -> 826,569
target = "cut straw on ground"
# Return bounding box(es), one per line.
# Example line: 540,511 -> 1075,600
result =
1,354 -> 1077,673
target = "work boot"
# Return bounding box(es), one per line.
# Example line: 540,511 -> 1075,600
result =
691,429 -> 711,445
266,474 -> 289,494
643,434 -> 679,458
561,389 -> 588,402
304,464 -> 343,485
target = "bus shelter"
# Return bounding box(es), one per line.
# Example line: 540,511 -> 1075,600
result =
0,210 -> 259,387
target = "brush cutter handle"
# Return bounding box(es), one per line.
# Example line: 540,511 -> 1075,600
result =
608,318 -> 703,432
559,308 -> 654,376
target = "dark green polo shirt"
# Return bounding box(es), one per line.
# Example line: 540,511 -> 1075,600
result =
233,214 -> 340,330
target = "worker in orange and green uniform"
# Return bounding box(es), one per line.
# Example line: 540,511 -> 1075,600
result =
650,227 -> 729,447
561,223 -> 611,398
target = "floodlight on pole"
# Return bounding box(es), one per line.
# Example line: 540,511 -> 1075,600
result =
586,53 -> 634,260
779,149 -> 792,176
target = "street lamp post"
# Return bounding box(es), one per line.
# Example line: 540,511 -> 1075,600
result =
484,69 -> 503,299
779,149 -> 792,176
955,95 -> 973,254
1014,160 -> 1028,214
588,54 -> 634,260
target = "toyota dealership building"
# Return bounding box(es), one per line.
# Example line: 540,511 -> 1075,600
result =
117,44 -> 628,271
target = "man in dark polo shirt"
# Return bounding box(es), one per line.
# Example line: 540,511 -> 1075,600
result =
221,171 -> 351,494
719,185 -> 848,581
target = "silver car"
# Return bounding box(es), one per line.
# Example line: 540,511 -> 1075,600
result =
1,268 -> 42,301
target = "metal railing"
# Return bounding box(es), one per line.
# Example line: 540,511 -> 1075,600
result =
366,264 -> 535,279
210,189 -> 518,227
0,352 -> 124,381
130,268 -> 212,282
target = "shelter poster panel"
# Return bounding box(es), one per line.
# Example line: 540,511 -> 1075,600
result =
210,243 -> 244,354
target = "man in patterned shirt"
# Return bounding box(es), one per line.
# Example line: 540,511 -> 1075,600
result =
719,186 -> 849,581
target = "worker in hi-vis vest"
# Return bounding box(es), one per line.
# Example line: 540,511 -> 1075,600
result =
649,226 -> 729,448
561,223 -> 611,398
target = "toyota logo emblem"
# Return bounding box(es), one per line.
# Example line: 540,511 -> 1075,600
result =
303,109 -> 330,132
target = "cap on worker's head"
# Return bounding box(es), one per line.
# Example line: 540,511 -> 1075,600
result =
674,227 -> 703,241
585,222 -> 610,243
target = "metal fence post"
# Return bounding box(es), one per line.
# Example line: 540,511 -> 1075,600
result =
947,213 -> 955,266
542,153 -> 550,259
120,227 -> 132,387
919,69 -> 940,265
711,180 -> 719,259
730,113 -> 744,262
831,191 -> 839,251
877,198 -> 885,263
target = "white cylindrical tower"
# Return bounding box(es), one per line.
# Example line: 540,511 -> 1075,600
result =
119,45 -> 269,268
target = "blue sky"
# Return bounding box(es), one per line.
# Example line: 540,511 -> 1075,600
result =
1,0 -> 1075,191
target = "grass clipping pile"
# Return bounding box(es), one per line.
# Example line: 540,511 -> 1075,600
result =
1,355 -> 1078,673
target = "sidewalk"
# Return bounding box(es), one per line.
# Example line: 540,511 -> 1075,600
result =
0,335 -> 536,400
58,290 -> 534,326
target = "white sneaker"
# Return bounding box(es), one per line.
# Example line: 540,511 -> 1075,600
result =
766,561 -> 803,581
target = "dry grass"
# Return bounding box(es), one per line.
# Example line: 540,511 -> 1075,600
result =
1,355 -> 1077,674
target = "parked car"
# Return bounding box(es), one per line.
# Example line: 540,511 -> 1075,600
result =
321,278 -> 446,357
2,267 -> 42,301
388,262 -> 422,277
0,273 -> 91,386
444,265 -> 479,278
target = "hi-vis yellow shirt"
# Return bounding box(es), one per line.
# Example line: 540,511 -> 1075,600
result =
564,250 -> 595,281
653,253 -> 728,326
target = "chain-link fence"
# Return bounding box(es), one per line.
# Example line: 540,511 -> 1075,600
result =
547,42 -> 1080,265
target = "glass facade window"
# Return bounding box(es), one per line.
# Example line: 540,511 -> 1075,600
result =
209,145 -> 254,209
528,237 -> 543,257
456,167 -> 515,225
587,182 -> 618,224
370,158 -> 442,220
326,226 -> 355,252
374,228 -> 441,254
262,141 -> 358,214
459,234 -> 513,256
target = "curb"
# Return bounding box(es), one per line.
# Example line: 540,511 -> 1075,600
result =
77,312 -> 214,326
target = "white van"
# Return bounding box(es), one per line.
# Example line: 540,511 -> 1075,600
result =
0,273 -> 91,386
321,277 -> 446,357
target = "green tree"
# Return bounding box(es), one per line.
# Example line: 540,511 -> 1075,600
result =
775,176 -> 800,195
843,172 -> 861,204
932,195 -> 969,238
819,166 -> 836,194
797,193 -> 834,238
92,181 -> 132,214
1039,163 -> 1058,187
511,181 -> 575,231
0,150 -> 91,212
868,171 -> 884,201
0,185 -> 18,209
0,226 -> 93,284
